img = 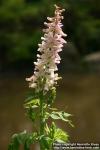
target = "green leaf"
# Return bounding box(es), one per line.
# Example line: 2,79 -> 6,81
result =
24,98 -> 39,122
14,131 -> 27,144
45,123 -> 50,134
49,122 -> 56,139
48,123 -> 69,143
24,98 -> 40,109
24,132 -> 38,149
61,112 -> 74,127
8,135 -> 20,150
25,96 -> 36,102
44,112 -> 50,120
46,87 -> 56,105
8,131 -> 38,150
62,112 -> 72,117
54,128 -> 69,142
24,142 -> 30,150
50,113 -> 61,120
40,136 -> 53,150
49,107 -> 58,111
27,107 -> 38,122
49,111 -> 73,126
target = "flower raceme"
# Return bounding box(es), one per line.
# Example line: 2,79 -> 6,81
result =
26,5 -> 67,92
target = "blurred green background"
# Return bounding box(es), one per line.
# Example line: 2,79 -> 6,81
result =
0,0 -> 99,71
0,0 -> 100,149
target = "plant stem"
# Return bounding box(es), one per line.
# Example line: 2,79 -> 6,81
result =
39,92 -> 45,150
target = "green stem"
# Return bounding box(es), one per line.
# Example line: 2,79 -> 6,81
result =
39,91 -> 45,150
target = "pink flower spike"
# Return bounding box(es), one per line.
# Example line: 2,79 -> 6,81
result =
26,5 -> 67,92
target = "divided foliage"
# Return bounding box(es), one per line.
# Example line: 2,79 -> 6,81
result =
8,88 -> 73,149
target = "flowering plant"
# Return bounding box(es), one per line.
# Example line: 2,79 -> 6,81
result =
8,5 -> 72,150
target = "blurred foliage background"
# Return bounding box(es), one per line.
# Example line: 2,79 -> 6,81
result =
0,0 -> 100,72
0,1 -> 100,149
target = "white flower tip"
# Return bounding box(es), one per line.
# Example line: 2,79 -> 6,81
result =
34,62 -> 37,65
26,75 -> 35,81
26,77 -> 31,81
47,17 -> 53,21
54,4 -> 65,13
41,37 -> 45,40
38,44 -> 41,47
64,33 -> 67,37
29,83 -> 37,88
63,40 -> 67,44
44,22 -> 47,25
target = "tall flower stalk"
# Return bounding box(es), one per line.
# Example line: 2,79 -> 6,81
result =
8,5 -> 72,150
26,5 -> 66,92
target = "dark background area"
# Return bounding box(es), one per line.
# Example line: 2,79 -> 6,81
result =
0,0 -> 100,72
0,0 -> 100,149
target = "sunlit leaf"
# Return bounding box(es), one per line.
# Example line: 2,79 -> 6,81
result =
50,113 -> 60,120
24,99 -> 40,109
54,128 -> 69,142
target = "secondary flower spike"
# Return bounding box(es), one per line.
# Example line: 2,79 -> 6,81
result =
26,5 -> 67,91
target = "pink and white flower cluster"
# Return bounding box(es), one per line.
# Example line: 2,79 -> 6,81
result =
26,5 -> 67,91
